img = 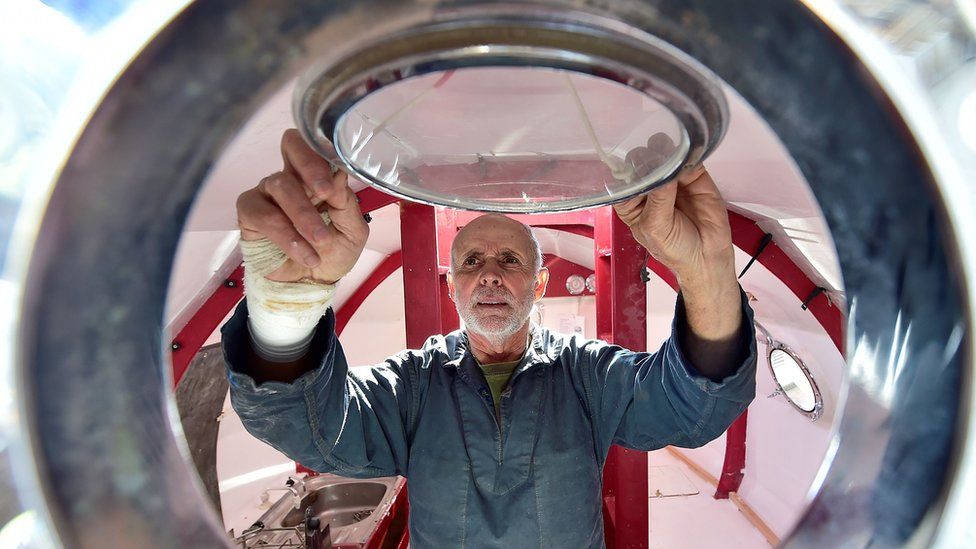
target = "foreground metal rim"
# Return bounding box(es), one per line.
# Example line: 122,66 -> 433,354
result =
13,1 -> 970,547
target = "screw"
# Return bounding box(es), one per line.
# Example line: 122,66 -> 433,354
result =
171,342 -> 181,351
224,279 -> 237,288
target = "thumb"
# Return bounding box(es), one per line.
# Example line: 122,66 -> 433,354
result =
642,180 -> 678,233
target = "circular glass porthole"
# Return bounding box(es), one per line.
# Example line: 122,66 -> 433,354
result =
294,10 -> 728,212
769,347 -> 823,420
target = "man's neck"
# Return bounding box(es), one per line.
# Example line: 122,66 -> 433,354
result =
467,323 -> 532,365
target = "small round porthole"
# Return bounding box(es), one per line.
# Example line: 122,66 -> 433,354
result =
768,345 -> 823,421
294,7 -> 728,212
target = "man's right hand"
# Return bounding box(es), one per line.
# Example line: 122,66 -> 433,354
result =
236,129 -> 369,284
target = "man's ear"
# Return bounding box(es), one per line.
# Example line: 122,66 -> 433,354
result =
446,272 -> 456,302
534,267 -> 550,301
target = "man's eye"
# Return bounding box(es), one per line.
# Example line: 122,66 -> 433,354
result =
463,257 -> 479,266
503,256 -> 521,264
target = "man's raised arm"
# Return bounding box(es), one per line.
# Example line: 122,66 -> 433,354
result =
613,160 -> 748,380
232,129 -> 369,383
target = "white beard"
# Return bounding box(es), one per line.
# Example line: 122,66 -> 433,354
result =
456,284 -> 536,343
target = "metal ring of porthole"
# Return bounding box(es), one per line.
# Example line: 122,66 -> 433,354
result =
12,1 -> 971,548
294,9 -> 729,212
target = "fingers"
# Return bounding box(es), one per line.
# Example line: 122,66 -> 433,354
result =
673,165 -> 732,239
677,163 -> 709,186
623,132 -> 679,178
612,180 -> 678,244
259,171 -> 333,246
642,180 -> 679,235
280,129 -> 364,227
281,128 -> 335,199
237,187 -> 322,268
279,128 -> 368,238
612,195 -> 646,225
319,171 -> 370,244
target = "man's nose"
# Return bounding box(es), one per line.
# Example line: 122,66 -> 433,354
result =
479,262 -> 503,286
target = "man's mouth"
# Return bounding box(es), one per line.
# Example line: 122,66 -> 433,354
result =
475,298 -> 510,308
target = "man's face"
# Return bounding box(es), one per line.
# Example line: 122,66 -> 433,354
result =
448,215 -> 548,340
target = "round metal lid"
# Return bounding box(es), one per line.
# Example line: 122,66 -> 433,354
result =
295,10 -> 728,212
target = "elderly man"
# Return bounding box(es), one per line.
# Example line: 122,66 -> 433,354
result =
222,130 -> 757,548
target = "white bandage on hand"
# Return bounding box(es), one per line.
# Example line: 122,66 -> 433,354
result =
240,212 -> 336,362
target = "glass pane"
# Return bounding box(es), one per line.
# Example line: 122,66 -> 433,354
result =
334,67 -> 690,212
770,348 -> 818,413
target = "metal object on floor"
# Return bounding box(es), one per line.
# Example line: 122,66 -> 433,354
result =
234,475 -> 401,548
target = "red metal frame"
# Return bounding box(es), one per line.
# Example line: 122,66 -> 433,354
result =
334,251 -> 403,335
356,186 -> 400,215
363,484 -> 410,549
715,409 -> 748,499
439,274 -> 460,334
451,209 -> 596,230
170,264 -> 244,386
595,207 -> 649,549
400,201 -> 444,348
728,212 -> 844,353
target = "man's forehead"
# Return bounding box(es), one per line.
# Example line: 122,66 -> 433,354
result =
452,215 -> 534,255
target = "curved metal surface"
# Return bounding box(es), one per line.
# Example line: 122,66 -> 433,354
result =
293,5 -> 728,213
0,1 -> 972,549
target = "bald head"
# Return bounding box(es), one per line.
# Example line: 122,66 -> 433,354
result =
450,214 -> 542,275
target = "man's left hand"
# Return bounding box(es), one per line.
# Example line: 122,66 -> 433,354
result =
612,164 -> 735,288
613,162 -> 746,380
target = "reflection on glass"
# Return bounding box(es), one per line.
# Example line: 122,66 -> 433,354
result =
334,67 -> 690,212
770,348 -> 818,413
0,511 -> 53,547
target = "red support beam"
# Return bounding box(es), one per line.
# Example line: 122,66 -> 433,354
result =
356,186 -> 400,214
170,265 -> 244,386
400,201 -> 445,348
644,256 -> 677,292
728,211 -> 843,354
594,207 -> 649,549
451,209 -> 596,230
439,274 -> 460,334
365,484 -> 410,549
715,409 -> 748,498
334,251 -> 403,336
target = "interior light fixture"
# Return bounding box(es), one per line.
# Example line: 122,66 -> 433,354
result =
585,273 -> 597,293
295,6 -> 728,213
566,274 -> 586,295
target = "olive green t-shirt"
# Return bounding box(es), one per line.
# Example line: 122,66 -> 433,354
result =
479,359 -> 521,422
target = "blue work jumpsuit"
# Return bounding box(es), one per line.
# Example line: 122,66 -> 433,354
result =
223,292 -> 757,548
